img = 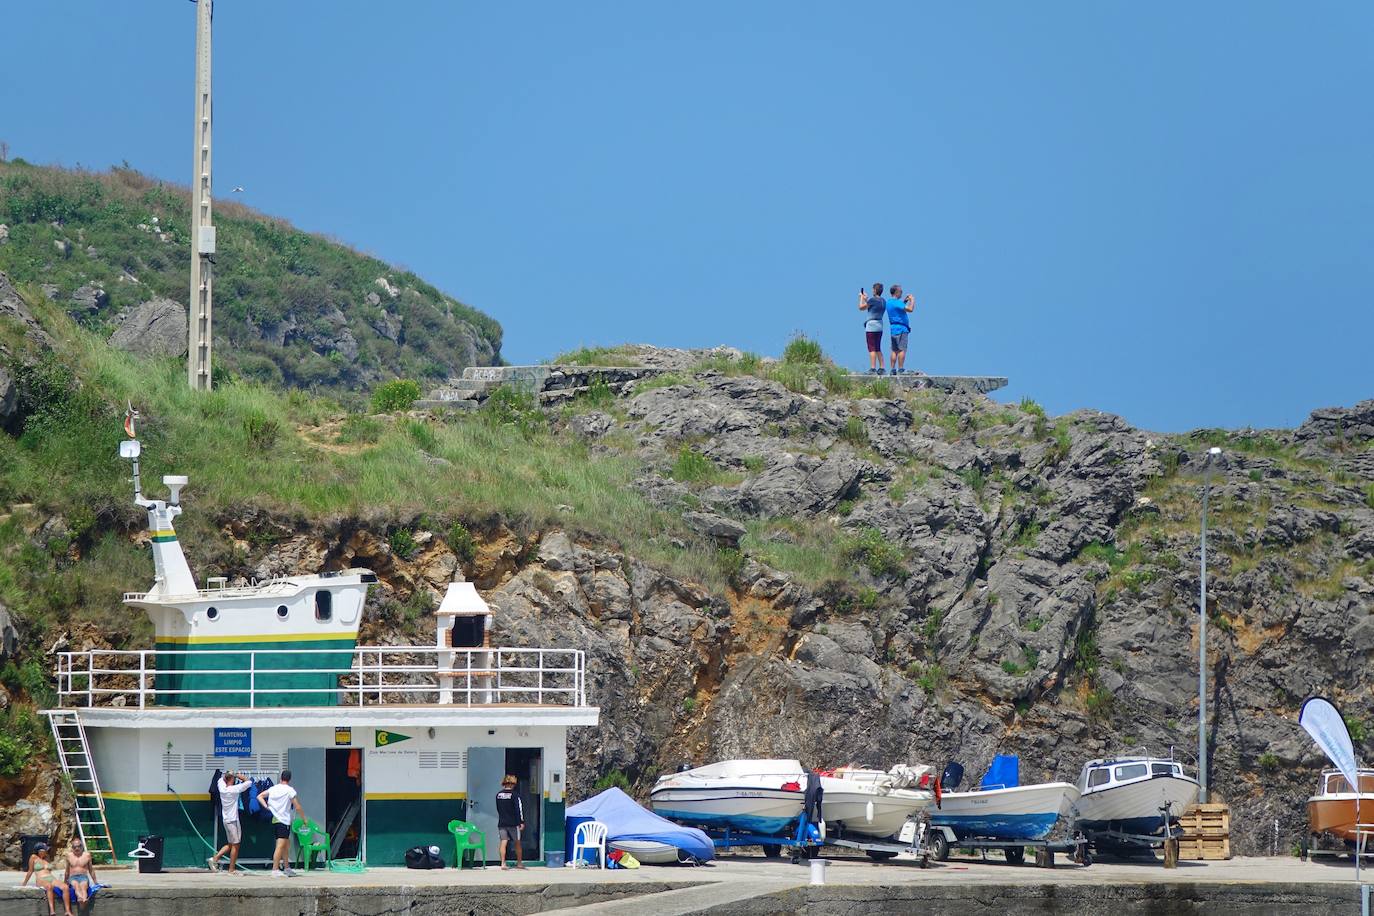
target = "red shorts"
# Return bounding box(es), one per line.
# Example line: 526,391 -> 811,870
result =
865,331 -> 883,353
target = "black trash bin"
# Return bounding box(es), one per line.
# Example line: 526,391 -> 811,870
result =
136,834 -> 164,874
20,835 -> 52,866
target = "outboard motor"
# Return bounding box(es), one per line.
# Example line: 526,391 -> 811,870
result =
941,761 -> 965,792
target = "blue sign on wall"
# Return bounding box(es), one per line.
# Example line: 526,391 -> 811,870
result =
214,728 -> 252,756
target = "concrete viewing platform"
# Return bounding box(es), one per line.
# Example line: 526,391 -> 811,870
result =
0,854 -> 1366,916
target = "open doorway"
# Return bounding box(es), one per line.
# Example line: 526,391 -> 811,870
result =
506,748 -> 542,861
325,748 -> 363,859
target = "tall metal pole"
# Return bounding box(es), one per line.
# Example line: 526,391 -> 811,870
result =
188,0 -> 215,390
1198,447 -> 1220,804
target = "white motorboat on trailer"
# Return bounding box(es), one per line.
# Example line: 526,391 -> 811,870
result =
650,760 -> 808,835
1074,755 -> 1199,835
929,755 -> 1079,842
820,764 -> 936,839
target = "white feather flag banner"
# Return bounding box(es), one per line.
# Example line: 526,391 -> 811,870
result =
1299,696 -> 1359,789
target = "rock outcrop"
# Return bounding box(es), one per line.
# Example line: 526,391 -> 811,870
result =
109,298 -> 188,357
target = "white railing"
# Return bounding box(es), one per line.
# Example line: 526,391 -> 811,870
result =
53,646 -> 587,710
122,577 -> 298,603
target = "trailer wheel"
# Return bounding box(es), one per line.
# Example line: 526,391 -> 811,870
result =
1004,845 -> 1026,866
762,844 -> 782,859
930,831 -> 950,862
866,850 -> 899,861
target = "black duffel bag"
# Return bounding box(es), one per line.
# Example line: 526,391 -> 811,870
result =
405,844 -> 446,869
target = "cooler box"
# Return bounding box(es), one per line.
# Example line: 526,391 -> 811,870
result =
565,816 -> 598,865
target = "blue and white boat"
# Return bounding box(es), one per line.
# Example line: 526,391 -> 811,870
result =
650,759 -> 806,835
1074,755 -> 1199,835
929,755 -> 1080,841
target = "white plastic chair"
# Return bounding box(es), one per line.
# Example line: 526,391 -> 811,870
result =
572,820 -> 608,868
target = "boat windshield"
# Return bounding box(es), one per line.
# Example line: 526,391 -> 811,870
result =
1324,773 -> 1374,794
1151,763 -> 1180,777
1114,763 -> 1148,781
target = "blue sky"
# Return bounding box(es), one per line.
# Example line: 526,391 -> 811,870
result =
2,1 -> 1370,431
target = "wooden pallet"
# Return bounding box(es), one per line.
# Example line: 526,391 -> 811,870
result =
1178,836 -> 1231,860
1178,803 -> 1231,859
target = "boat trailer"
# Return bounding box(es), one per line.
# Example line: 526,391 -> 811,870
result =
924,825 -> 1090,868
1079,801 -> 1183,866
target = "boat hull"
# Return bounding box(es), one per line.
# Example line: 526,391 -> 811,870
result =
821,784 -> 933,839
931,783 -> 1079,841
1308,796 -> 1374,842
650,787 -> 804,835
1076,775 -> 1200,835
609,839 -> 680,864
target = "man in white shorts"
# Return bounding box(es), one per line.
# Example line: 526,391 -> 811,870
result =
208,770 -> 253,874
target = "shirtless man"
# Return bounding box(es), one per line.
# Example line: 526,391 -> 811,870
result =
63,840 -> 97,911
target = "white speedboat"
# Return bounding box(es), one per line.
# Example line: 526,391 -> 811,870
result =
650,759 -> 807,834
929,755 -> 1078,841
821,764 -> 936,839
1074,756 -> 1199,835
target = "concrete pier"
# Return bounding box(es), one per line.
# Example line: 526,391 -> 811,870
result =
0,855 -> 1365,916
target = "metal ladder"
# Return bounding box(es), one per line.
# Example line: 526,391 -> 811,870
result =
46,711 -> 117,864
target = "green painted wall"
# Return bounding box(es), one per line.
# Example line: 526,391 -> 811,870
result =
106,796 -> 563,868
152,638 -> 356,707
103,797 -> 285,869
364,798 -> 467,866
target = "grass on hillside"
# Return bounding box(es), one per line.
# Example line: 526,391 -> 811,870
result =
0,161 -> 500,391
0,292 -> 729,650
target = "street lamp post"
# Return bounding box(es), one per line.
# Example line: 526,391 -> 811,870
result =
1198,446 -> 1221,803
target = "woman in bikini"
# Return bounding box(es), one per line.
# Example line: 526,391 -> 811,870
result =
22,843 -> 72,916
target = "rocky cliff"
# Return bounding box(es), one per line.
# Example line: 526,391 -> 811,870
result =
0,290 -> 1370,862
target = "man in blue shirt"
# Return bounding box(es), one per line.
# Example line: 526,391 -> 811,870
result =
857,282 -> 888,374
886,284 -> 916,375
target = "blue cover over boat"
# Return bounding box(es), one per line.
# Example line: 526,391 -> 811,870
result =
981,754 -> 1020,790
566,788 -> 715,861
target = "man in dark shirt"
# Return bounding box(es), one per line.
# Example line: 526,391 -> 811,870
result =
495,774 -> 525,869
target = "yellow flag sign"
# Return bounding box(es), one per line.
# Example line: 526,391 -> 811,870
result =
375,730 -> 412,748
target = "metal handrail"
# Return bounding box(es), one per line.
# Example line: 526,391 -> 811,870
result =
52,646 -> 588,710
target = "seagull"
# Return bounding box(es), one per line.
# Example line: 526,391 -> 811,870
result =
231,186 -> 245,193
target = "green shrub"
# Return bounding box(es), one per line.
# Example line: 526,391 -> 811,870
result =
820,365 -> 853,394
856,587 -> 880,610
1086,687 -> 1114,720
481,385 -> 545,437
337,414 -> 384,444
557,346 -> 638,367
593,769 -> 632,792
1001,660 -> 1021,675
1024,616 -> 1044,632
577,377 -> 615,410
1073,626 -> 1100,679
843,527 -> 905,579
371,378 -> 422,413
717,548 -> 745,582
1019,398 -> 1046,418
670,447 -> 716,483
1046,422 -> 1072,464
682,696 -> 697,713
1012,521 -> 1042,548
0,730 -> 31,779
447,522 -> 477,563
914,663 -> 946,693
389,528 -> 419,560
406,419 -> 438,452
1346,715 -> 1368,744
243,410 -> 280,451
1258,751 -> 1279,772
959,467 -> 986,494
840,416 -> 869,447
742,455 -> 766,473
782,335 -> 824,364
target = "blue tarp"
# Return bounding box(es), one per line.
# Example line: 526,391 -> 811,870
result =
981,754 -> 1020,790
566,788 -> 714,861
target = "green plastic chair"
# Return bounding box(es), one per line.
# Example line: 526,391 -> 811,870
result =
291,817 -> 331,870
448,819 -> 488,869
